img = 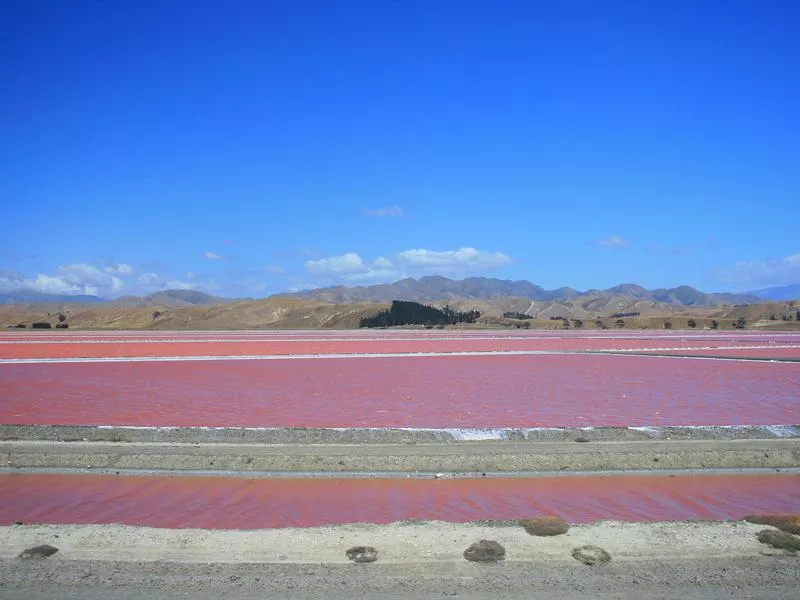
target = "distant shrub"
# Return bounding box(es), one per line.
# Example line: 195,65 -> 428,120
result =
31,322 -> 52,329
609,311 -> 640,319
614,319 -> 625,328
664,321 -> 673,329
15,324 -> 26,328
687,319 -> 697,328
710,320 -> 719,329
734,317 -> 746,329
55,323 -> 69,329
57,313 -> 67,323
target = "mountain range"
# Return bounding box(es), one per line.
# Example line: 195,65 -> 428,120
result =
274,276 -> 765,307
746,284 -> 800,301
0,289 -> 233,308
2,278 -> 797,308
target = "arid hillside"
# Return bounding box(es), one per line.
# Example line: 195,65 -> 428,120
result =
1,296 -> 798,331
0,299 -> 384,330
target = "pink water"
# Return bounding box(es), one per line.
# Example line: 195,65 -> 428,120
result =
2,353 -> 798,427
2,472 -> 798,529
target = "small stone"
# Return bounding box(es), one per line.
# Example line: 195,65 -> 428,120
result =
18,544 -> 59,559
463,539 -> 505,562
346,546 -> 378,563
756,529 -> 800,553
519,516 -> 570,536
571,545 -> 611,565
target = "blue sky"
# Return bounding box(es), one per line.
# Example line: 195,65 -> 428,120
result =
2,0 -> 798,298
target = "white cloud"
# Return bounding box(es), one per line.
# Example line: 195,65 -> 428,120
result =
104,263 -> 134,275
395,247 -> 512,272
596,236 -> 629,248
263,264 -> 285,274
165,279 -> 198,290
306,253 -> 369,276
719,253 -> 800,287
57,264 -> 124,293
364,205 -> 404,218
204,251 -> 222,260
137,272 -> 160,285
0,263 -> 125,297
305,253 -> 401,284
30,274 -> 79,295
303,247 -> 512,285
0,263 -> 228,299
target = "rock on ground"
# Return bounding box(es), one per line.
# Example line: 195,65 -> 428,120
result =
745,515 -> 800,535
18,545 -> 59,559
345,546 -> 378,563
756,529 -> 800,553
571,545 -> 611,565
519,516 -> 570,536
463,540 -> 506,562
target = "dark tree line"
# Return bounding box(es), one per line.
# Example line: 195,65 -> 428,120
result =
360,301 -> 481,328
609,311 -> 640,318
502,312 -> 533,320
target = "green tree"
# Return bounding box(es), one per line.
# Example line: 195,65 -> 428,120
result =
710,320 -> 719,329
664,321 -> 673,329
687,319 -> 696,328
735,317 -> 746,329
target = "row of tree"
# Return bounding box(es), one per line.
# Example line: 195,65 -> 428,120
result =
360,301 -> 481,328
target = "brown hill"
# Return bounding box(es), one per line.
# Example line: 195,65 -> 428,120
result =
110,289 -> 238,308
0,298 -> 384,330
2,296 -> 797,331
274,276 -> 760,307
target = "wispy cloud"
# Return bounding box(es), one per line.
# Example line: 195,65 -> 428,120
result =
304,247 -> 512,285
395,247 -> 512,271
363,205 -> 404,218
0,262 -> 230,299
263,264 -> 285,274
596,236 -> 629,248
0,263 -> 127,297
104,263 -> 134,275
718,253 -> 800,287
204,251 -> 222,260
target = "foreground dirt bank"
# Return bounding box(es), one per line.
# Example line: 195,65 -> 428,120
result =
1,521 -> 798,599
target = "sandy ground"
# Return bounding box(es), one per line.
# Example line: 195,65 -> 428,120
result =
1,521 -> 798,598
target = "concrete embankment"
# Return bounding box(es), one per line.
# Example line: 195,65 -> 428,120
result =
2,425 -> 799,474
